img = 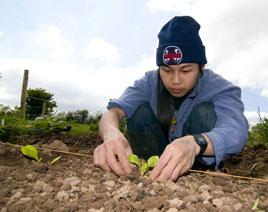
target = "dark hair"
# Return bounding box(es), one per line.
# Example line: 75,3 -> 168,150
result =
157,64 -> 203,138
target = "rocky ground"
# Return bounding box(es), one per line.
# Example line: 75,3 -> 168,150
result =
0,132 -> 268,212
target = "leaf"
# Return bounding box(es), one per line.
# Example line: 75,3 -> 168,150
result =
50,156 -> 61,165
128,154 -> 140,167
147,155 -> 159,168
252,198 -> 259,210
141,162 -> 149,175
21,145 -> 41,163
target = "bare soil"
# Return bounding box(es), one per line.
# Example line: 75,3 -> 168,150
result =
0,132 -> 268,212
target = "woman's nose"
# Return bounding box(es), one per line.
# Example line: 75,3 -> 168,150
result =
171,72 -> 181,84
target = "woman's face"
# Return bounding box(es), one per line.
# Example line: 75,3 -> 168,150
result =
159,63 -> 202,98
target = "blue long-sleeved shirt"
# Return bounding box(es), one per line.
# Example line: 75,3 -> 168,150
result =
107,69 -> 249,169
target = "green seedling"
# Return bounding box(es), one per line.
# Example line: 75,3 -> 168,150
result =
21,145 -> 42,163
21,145 -> 61,165
252,198 -> 265,212
128,154 -> 159,176
50,156 -> 61,165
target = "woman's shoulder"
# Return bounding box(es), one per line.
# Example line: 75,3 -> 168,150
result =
138,69 -> 159,86
202,69 -> 237,89
144,69 -> 158,78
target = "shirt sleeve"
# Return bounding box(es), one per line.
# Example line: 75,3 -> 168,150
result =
107,72 -> 152,119
202,86 -> 249,169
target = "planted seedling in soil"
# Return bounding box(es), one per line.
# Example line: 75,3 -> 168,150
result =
21,145 -> 62,165
21,145 -> 42,163
128,154 -> 159,176
50,156 -> 62,165
252,198 -> 265,212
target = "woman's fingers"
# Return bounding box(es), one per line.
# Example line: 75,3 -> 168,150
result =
93,145 -> 111,171
94,138 -> 133,176
150,138 -> 197,181
149,152 -> 170,181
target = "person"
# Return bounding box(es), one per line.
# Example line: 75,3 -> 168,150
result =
93,16 -> 249,182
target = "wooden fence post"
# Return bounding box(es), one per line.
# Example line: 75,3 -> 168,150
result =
41,100 -> 46,117
20,69 -> 29,119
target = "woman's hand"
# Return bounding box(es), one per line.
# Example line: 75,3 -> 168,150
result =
149,135 -> 200,181
94,108 -> 132,176
94,135 -> 133,176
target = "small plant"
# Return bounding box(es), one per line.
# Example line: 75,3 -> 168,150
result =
50,156 -> 62,165
252,198 -> 265,212
21,145 -> 42,163
21,145 -> 62,165
128,154 -> 159,176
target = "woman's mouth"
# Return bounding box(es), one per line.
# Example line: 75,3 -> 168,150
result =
171,88 -> 183,94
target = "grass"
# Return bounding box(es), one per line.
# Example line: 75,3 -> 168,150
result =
62,122 -> 97,135
0,115 -> 100,142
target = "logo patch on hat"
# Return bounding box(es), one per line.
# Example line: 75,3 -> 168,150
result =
163,46 -> 182,65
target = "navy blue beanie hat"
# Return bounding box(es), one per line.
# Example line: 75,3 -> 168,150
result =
156,16 -> 207,66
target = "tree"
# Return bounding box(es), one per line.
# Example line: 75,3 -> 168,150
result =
26,88 -> 57,119
0,73 -> 2,80
66,109 -> 89,124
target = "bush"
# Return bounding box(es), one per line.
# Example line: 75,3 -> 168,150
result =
248,117 -> 268,147
0,124 -> 19,142
0,113 -> 29,142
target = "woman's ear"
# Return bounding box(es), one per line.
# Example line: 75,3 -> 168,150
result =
199,64 -> 205,77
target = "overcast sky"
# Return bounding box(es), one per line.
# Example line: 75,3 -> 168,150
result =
1,0 -> 268,126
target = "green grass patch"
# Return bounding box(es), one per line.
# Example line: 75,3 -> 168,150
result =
62,122 -> 96,135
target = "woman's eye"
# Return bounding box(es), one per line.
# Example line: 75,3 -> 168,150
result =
182,69 -> 191,73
